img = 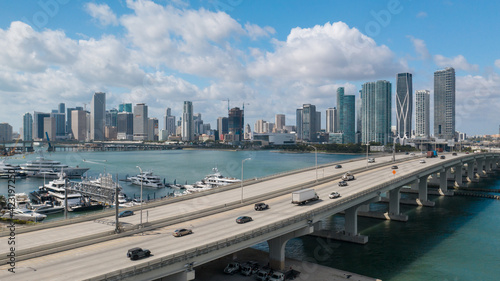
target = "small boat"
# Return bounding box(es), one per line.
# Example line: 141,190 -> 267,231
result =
1,208 -> 47,222
128,171 -> 164,188
29,202 -> 64,215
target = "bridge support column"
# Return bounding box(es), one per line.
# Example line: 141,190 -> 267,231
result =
438,169 -> 449,194
269,224 -> 316,270
454,165 -> 463,187
387,186 -> 408,221
466,162 -> 475,182
476,158 -> 486,177
417,175 -> 435,206
485,158 -> 493,174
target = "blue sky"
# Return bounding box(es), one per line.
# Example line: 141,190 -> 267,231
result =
0,0 -> 499,136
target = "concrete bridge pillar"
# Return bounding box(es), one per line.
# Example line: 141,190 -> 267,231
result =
389,186 -> 402,216
446,168 -> 453,180
439,169 -> 448,193
268,225 -> 316,270
485,158 -> 493,173
454,164 -> 463,187
418,175 -> 428,202
466,162 -> 475,182
476,158 -> 485,177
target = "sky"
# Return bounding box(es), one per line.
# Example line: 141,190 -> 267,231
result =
1,0 -> 499,136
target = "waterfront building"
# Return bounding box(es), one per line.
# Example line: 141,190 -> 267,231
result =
217,117 -> 228,141
23,113 -> 33,141
396,73 -> 413,140
228,107 -> 244,142
105,126 -> 117,140
71,110 -> 87,141
264,122 -> 274,134
0,123 -> 13,141
326,107 -> 337,133
296,108 -> 303,140
415,90 -> 430,137
336,87 -> 344,132
343,95 -> 356,144
329,132 -> 344,144
66,107 -> 76,137
148,118 -> 158,141
51,112 -> 66,139
193,113 -> 203,136
316,112 -> 321,134
275,114 -> 285,131
356,94 -> 362,143
106,109 -> 118,127
133,103 -> 148,141
434,67 -> 456,140
182,101 -> 194,142
244,123 -> 252,140
253,133 -> 296,145
90,92 -> 106,141
361,80 -> 392,145
117,112 -> 133,140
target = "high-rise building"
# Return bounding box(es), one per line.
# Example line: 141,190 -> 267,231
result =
336,87 -> 344,132
254,120 -> 267,133
0,123 -> 13,141
326,108 -> 337,133
117,112 -> 133,140
106,109 -> 118,127
434,67 -> 456,139
415,90 -> 430,137
118,103 -> 132,113
182,101 -> 194,141
51,112 -> 65,139
193,113 -> 203,136
356,94 -> 362,142
228,107 -> 244,142
33,112 -> 50,140
72,110 -> 87,141
217,117 -> 228,140
66,107 -> 76,137
315,112 -> 321,133
43,116 -> 56,141
301,104 -> 317,141
133,103 -> 148,141
361,80 -> 392,145
23,113 -> 33,141
58,103 -> 65,133
296,108 -> 303,140
148,118 -> 158,141
275,114 -> 285,131
396,73 -> 413,139
90,92 -> 106,140
343,95 -> 356,144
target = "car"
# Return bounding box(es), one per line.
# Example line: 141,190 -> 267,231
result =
334,164 -> 342,169
254,203 -> 269,211
391,165 -> 398,169
341,172 -> 355,181
338,181 -> 348,187
256,268 -> 273,281
224,262 -> 240,275
329,192 -> 340,199
405,152 -> 409,155
236,216 -> 253,224
452,152 -> 458,156
410,152 -> 415,156
419,159 -> 426,164
172,228 -> 193,237
368,158 -> 375,163
127,247 -> 151,260
465,152 -> 470,154
240,261 -> 259,276
118,210 -> 134,218
440,155 -> 446,159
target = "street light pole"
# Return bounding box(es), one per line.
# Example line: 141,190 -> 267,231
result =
241,158 -> 251,203
366,142 -> 370,168
136,166 -> 143,228
308,145 -> 318,182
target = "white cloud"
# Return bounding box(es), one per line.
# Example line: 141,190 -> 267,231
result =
416,11 -> 428,18
84,3 -> 119,26
245,23 -> 276,40
408,36 -> 431,60
434,54 -> 479,72
495,59 -> 500,68
248,22 -> 407,82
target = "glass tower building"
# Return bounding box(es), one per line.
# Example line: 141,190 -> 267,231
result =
415,90 -> 430,137
396,73 -> 413,139
434,67 -> 456,139
361,80 -> 392,145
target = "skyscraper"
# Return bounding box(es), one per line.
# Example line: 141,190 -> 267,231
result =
71,110 -> 87,141
336,87 -> 344,132
296,108 -> 303,139
23,112 -> 33,141
117,112 -> 133,140
415,90 -> 430,137
43,116 -> 56,141
434,67 -> 456,139
301,104 -> 317,141
326,108 -> 337,133
254,120 -> 267,133
361,80 -> 392,145
228,107 -> 244,142
217,117 -> 228,140
118,103 -> 132,113
90,92 -> 106,140
52,112 -> 66,139
0,123 -> 13,141
343,95 -> 356,144
33,112 -> 50,140
275,114 -> 285,131
182,101 -> 194,141
396,73 -> 413,139
133,103 -> 148,141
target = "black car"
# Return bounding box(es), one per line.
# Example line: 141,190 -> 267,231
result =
334,164 -> 342,169
452,152 -> 457,156
254,203 -> 269,211
338,180 -> 348,186
391,165 -> 398,169
127,247 -> 151,260
236,216 -> 253,224
440,155 -> 446,159
118,210 -> 134,218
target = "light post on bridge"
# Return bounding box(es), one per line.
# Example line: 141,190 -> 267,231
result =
366,142 -> 370,168
241,158 -> 251,204
308,145 -> 318,182
136,166 -> 143,229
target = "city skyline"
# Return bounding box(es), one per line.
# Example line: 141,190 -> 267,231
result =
0,1 -> 499,135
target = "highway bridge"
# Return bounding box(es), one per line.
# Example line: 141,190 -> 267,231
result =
0,152 -> 499,281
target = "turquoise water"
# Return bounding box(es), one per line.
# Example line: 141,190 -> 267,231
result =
1,150 -> 500,280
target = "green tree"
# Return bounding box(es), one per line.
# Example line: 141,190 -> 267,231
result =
0,195 -> 7,210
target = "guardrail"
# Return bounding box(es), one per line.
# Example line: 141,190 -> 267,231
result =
84,154 -> 500,280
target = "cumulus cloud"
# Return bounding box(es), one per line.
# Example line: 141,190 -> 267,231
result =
85,3 -> 119,26
408,36 -> 431,60
248,22 -> 407,82
434,54 -> 479,72
245,23 -> 276,40
495,59 -> 500,68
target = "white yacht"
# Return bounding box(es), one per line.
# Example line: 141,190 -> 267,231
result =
128,171 -> 164,188
40,175 -> 82,208
0,160 -> 26,178
1,208 -> 47,222
20,155 -> 89,178
29,202 -> 64,215
197,167 -> 241,187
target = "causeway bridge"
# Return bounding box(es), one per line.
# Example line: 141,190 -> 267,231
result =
0,152 -> 499,280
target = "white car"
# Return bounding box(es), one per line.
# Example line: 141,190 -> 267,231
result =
419,159 -> 426,163
329,192 -> 340,199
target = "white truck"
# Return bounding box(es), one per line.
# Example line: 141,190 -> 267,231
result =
291,189 -> 319,205
341,172 -> 355,181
